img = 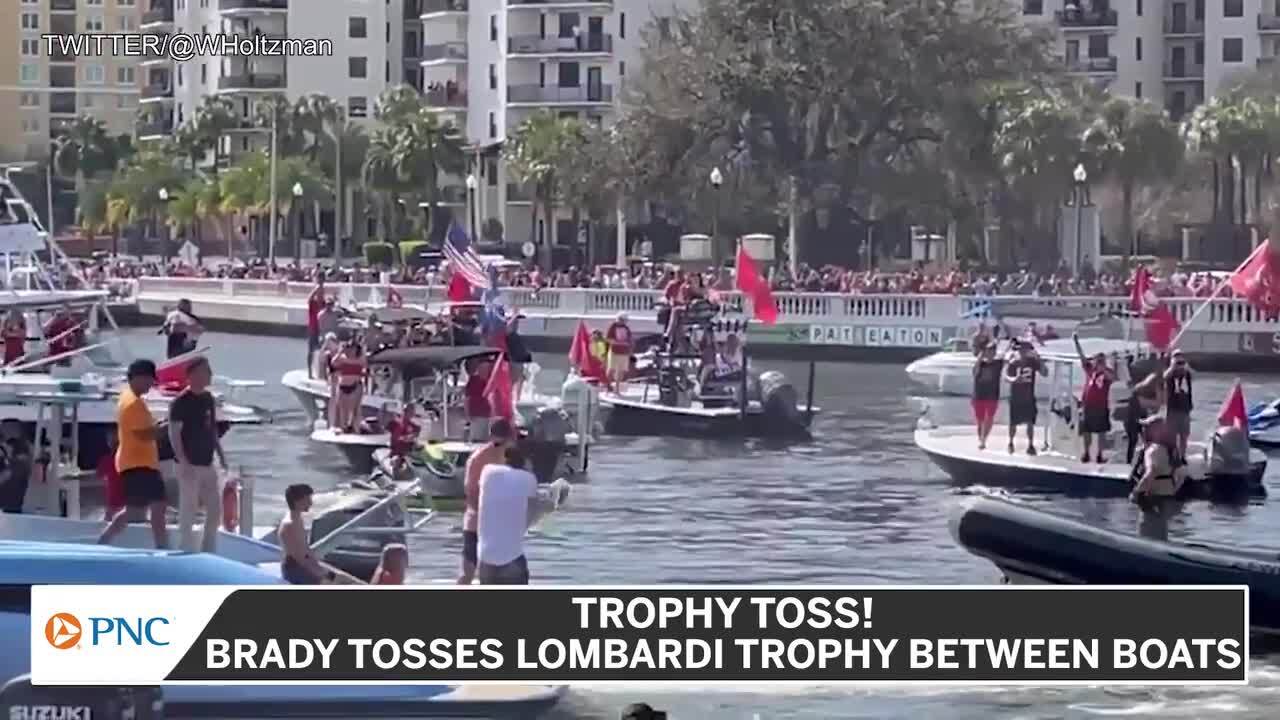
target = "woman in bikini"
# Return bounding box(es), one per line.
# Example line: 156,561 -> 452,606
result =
329,339 -> 367,433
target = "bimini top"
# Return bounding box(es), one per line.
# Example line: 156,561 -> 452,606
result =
0,541 -> 282,586
368,345 -> 500,372
0,289 -> 109,310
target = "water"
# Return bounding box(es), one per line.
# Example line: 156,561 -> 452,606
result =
125,328 -> 1280,718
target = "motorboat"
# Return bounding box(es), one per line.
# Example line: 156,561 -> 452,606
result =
949,495 -> 1280,634
1248,398 -> 1280,449
0,541 -> 566,717
598,317 -> 819,439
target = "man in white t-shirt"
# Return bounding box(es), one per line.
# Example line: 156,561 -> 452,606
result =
476,446 -> 560,584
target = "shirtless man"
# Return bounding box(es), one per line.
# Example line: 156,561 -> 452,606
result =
458,419 -> 514,584
278,484 -> 359,584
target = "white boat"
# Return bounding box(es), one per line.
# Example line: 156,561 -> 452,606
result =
905,336 -> 1154,400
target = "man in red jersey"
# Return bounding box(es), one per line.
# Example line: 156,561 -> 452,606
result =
1074,332 -> 1116,463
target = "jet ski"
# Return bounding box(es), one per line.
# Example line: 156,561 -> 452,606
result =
1248,399 -> 1280,449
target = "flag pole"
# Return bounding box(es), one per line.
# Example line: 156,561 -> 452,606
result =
1170,242 -> 1267,347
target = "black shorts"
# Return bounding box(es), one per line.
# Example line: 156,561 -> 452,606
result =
1081,404 -> 1112,434
478,555 -> 529,585
1009,396 -> 1037,426
122,468 -> 166,507
462,530 -> 478,566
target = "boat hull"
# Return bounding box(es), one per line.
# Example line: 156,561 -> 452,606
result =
601,398 -> 815,439
950,495 -> 1280,634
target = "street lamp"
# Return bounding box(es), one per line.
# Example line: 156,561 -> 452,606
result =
1072,163 -> 1088,274
465,173 -> 478,238
291,182 -> 304,264
709,166 -> 723,265
157,187 -> 170,262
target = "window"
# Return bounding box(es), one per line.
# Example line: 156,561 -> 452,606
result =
200,64 -> 207,84
20,92 -> 39,108
348,56 -> 368,78
1222,37 -> 1243,63
83,93 -> 97,109
1022,0 -> 1042,14
349,17 -> 367,38
19,63 -> 38,84
1135,37 -> 1142,61
84,15 -> 105,31
488,111 -> 496,138
117,94 -> 133,109
1224,0 -> 1242,17
20,38 -> 39,56
487,159 -> 497,186
490,14 -> 498,41
1087,34 -> 1108,58
348,96 -> 368,118
22,117 -> 40,135
20,13 -> 38,30
619,61 -> 625,76
85,64 -> 105,84
1195,41 -> 1204,65
117,15 -> 136,31
118,0 -> 136,5
1194,0 -> 1204,20
116,66 -> 135,84
489,63 -> 497,89
620,12 -> 626,38
86,0 -> 102,5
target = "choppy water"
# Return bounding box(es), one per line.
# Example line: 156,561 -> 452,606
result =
120,328 -> 1280,719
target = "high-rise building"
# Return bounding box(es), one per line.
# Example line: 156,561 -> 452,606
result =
2,0 -> 144,161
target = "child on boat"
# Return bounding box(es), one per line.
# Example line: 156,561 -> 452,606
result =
371,544 -> 408,585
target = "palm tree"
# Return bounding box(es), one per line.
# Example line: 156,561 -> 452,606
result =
363,127 -> 400,244
53,116 -> 116,224
1083,97 -> 1184,258
505,110 -> 584,269
190,96 -> 239,170
397,109 -> 465,242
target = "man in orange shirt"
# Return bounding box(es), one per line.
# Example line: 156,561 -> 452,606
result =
99,359 -> 168,548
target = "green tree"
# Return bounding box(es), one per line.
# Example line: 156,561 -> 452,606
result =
504,110 -> 583,269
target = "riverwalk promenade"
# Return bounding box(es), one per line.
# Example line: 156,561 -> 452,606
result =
132,277 -> 1280,369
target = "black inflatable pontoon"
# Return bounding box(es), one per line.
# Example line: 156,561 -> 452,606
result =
950,495 -> 1280,634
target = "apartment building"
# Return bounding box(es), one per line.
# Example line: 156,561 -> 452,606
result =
1021,0 -> 1280,120
1,0 -> 144,162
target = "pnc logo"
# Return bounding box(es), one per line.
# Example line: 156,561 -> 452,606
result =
44,613 -> 82,649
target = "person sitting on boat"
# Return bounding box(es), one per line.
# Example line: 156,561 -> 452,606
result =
2,309 -> 26,366
0,419 -> 32,515
464,359 -> 493,442
99,360 -> 168,549
1003,340 -> 1047,455
278,483 -> 360,584
43,304 -> 81,366
160,299 -> 203,360
329,339 -> 367,433
460,418 -> 515,585
605,312 -> 633,392
971,342 -> 1003,450
1129,413 -> 1187,505
1074,332 -> 1116,464
386,402 -> 420,473
371,543 -> 408,585
1163,349 -> 1194,457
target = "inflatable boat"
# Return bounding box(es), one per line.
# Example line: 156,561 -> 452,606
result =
950,495 -> 1280,634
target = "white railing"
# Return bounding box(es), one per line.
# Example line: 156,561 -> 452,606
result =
133,277 -> 1280,333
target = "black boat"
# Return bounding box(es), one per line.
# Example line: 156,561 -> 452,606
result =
950,495 -> 1280,635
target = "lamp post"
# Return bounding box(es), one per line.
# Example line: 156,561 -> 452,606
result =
157,187 -> 170,262
1072,163 -> 1087,274
709,166 -> 723,266
465,172 -> 478,239
291,181 -> 304,264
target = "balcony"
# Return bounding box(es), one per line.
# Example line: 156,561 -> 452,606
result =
49,93 -> 77,116
50,0 -> 76,11
423,85 -> 467,108
220,0 -> 289,13
141,4 -> 175,27
507,83 -> 613,104
1065,56 -> 1118,74
1055,9 -> 1118,29
508,0 -> 612,8
217,73 -> 286,91
421,0 -> 468,16
137,119 -> 174,138
1261,14 -> 1280,33
508,34 -> 613,55
1163,64 -> 1204,81
140,84 -> 174,101
422,42 -> 468,63
1163,17 -> 1205,36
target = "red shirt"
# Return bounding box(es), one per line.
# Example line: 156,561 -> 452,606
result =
388,417 -> 418,456
306,288 -> 325,335
1082,365 -> 1113,408
464,374 -> 490,418
3,321 -> 25,364
99,453 -> 124,513
663,279 -> 685,304
606,322 -> 632,354
44,315 -> 75,356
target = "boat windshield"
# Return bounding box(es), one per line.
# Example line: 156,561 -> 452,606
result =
943,337 -> 972,353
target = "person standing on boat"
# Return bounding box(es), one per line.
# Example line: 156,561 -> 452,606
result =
43,304 -> 80,366
459,418 -> 514,584
0,419 -> 32,514
306,275 -> 328,377
971,342 -> 1003,450
160,299 -> 202,359
605,312 -> 633,392
1003,340 -> 1047,455
2,310 -> 26,366
329,339 -> 367,433
1164,349 -> 1194,457
1074,333 -> 1117,464
169,356 -> 227,554
99,360 -> 168,549
505,312 -> 534,402
463,359 -> 493,442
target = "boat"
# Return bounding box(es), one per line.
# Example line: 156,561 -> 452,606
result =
598,316 -> 819,439
0,541 -> 566,716
1248,399 -> 1280,449
949,495 -> 1280,634
914,342 -> 1267,499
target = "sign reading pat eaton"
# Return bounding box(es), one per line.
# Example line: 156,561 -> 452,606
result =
31,586 -> 1248,686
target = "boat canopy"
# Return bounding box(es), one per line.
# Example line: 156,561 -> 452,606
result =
0,289 -> 109,310
368,345 -> 500,373
360,306 -> 434,324
0,540 -> 282,585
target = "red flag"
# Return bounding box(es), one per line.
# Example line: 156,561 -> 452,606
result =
155,347 -> 208,391
568,321 -> 606,382
1218,380 -> 1248,430
735,245 -> 778,325
1129,265 -> 1180,351
483,353 -> 513,421
447,273 -> 473,303
386,286 -> 403,308
1229,240 -> 1280,317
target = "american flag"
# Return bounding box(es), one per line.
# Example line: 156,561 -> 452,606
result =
443,221 -> 490,290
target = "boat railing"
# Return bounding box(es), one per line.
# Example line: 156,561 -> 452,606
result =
308,479 -> 436,556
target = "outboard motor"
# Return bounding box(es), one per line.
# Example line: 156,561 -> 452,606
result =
1205,424 -> 1257,497
526,405 -> 573,483
758,370 -> 808,437
0,674 -> 163,720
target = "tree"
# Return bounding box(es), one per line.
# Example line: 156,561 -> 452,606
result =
53,116 -> 125,223
1083,97 -> 1184,259
504,110 -> 584,268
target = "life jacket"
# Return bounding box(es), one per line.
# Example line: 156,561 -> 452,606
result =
1129,437 -> 1185,490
